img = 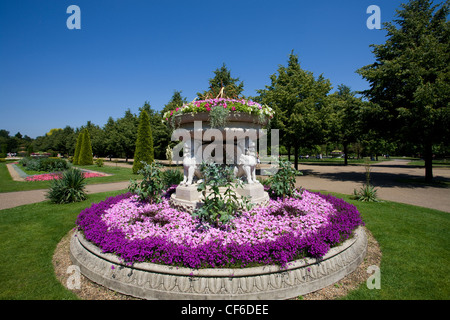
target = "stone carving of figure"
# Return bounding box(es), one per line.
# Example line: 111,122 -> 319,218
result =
181,139 -> 203,185
234,139 -> 258,184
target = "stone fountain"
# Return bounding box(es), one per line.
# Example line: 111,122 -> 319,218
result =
169,111 -> 270,212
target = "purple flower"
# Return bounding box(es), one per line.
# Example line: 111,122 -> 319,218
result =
75,190 -> 364,269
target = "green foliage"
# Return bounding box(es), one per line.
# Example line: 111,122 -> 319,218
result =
356,0 -> 450,181
197,63 -> 244,99
352,161 -> 379,202
141,101 -> 170,160
78,129 -> 94,165
209,104 -> 230,128
46,168 -> 87,204
19,157 -> 70,172
161,168 -> 184,188
256,51 -> 332,170
72,132 -> 83,165
193,162 -> 247,228
266,160 -> 302,199
128,161 -> 165,203
95,158 -> 104,167
133,110 -> 154,174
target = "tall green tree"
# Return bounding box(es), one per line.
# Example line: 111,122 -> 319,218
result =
257,52 -> 332,170
78,128 -> 94,165
141,101 -> 170,160
357,0 -> 450,182
327,85 -> 366,165
115,109 -> 138,162
133,109 -> 154,174
197,63 -> 244,99
161,90 -> 188,115
72,131 -> 83,165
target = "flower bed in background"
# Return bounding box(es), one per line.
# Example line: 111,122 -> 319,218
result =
25,171 -> 105,182
76,189 -> 364,269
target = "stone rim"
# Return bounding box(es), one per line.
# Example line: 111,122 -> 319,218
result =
70,226 -> 367,300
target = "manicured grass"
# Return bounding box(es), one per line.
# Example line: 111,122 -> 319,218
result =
0,163 -> 51,192
0,162 -> 137,193
279,156 -> 391,165
0,189 -> 448,300
0,190 -> 125,299
71,164 -> 137,184
407,159 -> 450,168
336,194 -> 449,300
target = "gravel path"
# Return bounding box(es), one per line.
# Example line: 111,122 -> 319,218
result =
294,159 -> 450,213
1,159 -> 449,212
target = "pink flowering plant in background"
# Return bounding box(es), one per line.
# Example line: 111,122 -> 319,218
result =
26,171 -> 104,181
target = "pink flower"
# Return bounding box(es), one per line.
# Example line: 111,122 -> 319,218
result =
232,106 -> 236,111
223,103 -> 227,108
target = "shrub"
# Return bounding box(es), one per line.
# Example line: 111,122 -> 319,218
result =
128,161 -> 165,203
73,132 -> 83,165
133,110 -> 154,174
78,129 -> 93,165
161,168 -> 183,188
193,162 -> 245,228
39,158 -> 69,172
95,158 -> 104,167
46,168 -> 87,204
19,157 -> 69,172
266,160 -> 301,199
352,161 -> 379,202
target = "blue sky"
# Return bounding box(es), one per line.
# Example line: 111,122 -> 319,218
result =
0,0 -> 405,138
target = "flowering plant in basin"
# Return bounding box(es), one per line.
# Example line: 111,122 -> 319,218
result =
162,98 -> 275,124
75,188 -> 364,269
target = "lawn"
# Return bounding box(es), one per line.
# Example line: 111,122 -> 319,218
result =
279,156 -> 391,165
0,162 -> 137,193
0,189 -> 448,300
407,159 -> 450,168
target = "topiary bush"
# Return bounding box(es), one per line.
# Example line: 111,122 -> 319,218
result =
46,168 -> 87,204
78,129 -> 94,165
132,110 -> 154,174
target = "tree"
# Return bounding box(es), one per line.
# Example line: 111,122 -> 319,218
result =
327,85 -> 366,165
357,0 -> 450,182
78,128 -> 94,165
161,90 -> 188,115
115,109 -> 138,162
197,63 -> 244,99
257,52 -> 332,170
133,109 -> 154,174
140,101 -> 170,160
80,121 -> 105,157
73,131 -> 83,165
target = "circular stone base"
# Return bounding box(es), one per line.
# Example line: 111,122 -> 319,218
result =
69,227 -> 367,300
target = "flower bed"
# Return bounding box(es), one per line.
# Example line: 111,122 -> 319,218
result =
162,98 -> 274,122
76,189 -> 364,269
25,171 -> 105,181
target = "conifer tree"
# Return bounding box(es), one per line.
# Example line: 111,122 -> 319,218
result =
78,129 -> 94,165
357,0 -> 450,182
132,109 -> 154,174
73,131 -> 83,165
